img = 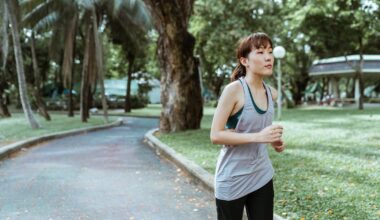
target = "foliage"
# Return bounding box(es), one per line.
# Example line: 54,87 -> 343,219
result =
141,30 -> 160,79
103,37 -> 129,79
190,0 -> 283,98
190,0 -> 380,106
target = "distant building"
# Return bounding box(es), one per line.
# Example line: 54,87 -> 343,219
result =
104,77 -> 161,104
309,54 -> 380,103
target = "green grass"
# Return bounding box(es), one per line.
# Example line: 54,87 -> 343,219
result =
0,113 -> 118,146
157,106 -> 380,220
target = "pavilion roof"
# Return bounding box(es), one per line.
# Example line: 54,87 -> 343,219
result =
309,54 -> 380,78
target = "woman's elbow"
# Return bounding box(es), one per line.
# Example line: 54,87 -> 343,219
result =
210,132 -> 220,144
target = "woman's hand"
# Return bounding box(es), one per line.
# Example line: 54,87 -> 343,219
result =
258,125 -> 283,143
271,139 -> 286,153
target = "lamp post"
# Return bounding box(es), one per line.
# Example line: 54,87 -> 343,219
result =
273,46 -> 286,120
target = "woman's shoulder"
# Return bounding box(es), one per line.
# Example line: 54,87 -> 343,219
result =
218,80 -> 244,108
219,80 -> 244,103
223,80 -> 244,94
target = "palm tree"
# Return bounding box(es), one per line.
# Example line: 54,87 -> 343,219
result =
3,0 -> 40,128
23,0 -> 151,122
22,0 -> 82,118
29,31 -> 51,121
85,0 -> 151,120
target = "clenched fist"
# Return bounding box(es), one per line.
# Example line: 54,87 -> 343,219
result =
258,125 -> 283,143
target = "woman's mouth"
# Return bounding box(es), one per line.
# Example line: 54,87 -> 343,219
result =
265,64 -> 272,69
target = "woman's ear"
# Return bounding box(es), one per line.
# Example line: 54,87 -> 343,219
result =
240,57 -> 248,67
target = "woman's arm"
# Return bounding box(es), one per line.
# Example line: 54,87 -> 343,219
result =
267,86 -> 286,152
210,83 -> 283,146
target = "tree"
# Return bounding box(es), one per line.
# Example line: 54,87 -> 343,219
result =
107,19 -> 149,113
0,1 -> 11,117
29,31 -> 51,120
91,7 -> 108,123
144,0 -> 203,132
291,0 -> 380,109
62,13 -> 78,117
23,0 -> 151,121
22,0 -> 79,117
191,0 -> 286,100
4,0 -> 40,128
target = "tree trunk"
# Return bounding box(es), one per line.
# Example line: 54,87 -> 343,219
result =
80,26 -> 92,122
144,0 -> 203,132
88,28 -> 98,118
28,85 -> 50,120
68,75 -> 75,116
292,53 -> 310,106
320,78 -> 328,103
1,0 -> 9,70
125,56 -> 135,113
5,0 -> 40,128
62,14 -> 78,117
357,72 -> 364,110
30,32 -> 50,121
0,87 -> 11,117
357,39 -> 364,110
292,79 -> 308,106
91,8 -> 108,123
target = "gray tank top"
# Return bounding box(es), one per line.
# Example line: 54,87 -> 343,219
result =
215,77 -> 275,201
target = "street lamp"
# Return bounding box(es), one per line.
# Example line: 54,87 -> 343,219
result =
273,46 -> 286,120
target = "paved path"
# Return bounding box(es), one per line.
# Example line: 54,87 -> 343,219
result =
0,117 -> 217,220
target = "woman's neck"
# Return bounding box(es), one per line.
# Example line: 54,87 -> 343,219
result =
245,73 -> 264,89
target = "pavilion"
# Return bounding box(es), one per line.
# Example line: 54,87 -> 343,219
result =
309,54 -> 380,104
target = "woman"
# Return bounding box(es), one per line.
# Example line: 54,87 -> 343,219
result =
210,32 -> 286,220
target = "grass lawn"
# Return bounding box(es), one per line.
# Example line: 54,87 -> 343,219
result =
157,106 -> 380,220
0,113 -> 118,146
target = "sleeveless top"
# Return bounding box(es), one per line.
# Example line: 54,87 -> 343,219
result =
215,77 -> 275,201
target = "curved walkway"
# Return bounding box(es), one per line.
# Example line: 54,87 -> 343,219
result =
0,117 -> 217,219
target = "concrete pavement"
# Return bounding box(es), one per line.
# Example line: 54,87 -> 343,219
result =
0,117 -> 217,220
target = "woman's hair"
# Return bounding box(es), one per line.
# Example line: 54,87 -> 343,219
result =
230,32 -> 273,81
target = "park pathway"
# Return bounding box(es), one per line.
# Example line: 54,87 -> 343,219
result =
0,117 -> 217,220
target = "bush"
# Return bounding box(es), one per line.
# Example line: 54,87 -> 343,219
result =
94,94 -> 149,109
130,94 -> 149,109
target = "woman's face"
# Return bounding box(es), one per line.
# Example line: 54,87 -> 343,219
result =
241,45 -> 274,76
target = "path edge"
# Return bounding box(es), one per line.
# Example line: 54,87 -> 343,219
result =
144,128 -> 285,220
0,118 -> 124,160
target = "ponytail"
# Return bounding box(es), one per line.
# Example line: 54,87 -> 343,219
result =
230,63 -> 246,82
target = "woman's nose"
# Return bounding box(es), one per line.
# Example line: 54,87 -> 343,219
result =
265,53 -> 273,61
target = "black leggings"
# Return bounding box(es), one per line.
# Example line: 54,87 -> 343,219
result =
215,179 -> 274,220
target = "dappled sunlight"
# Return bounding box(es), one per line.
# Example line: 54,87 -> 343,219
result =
284,148 -> 379,177
350,114 -> 380,121
271,148 -> 379,219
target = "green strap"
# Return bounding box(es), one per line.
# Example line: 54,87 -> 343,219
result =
246,82 -> 268,114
